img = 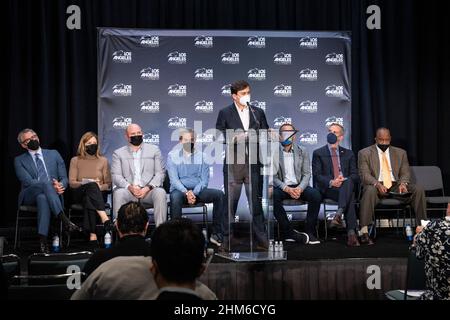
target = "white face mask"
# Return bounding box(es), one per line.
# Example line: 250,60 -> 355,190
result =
239,94 -> 251,106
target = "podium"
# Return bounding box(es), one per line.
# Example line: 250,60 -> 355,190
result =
216,128 -> 287,262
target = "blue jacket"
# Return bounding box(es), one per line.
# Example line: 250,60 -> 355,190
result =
14,149 -> 68,205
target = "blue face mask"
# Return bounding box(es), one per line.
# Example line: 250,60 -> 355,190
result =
327,132 -> 338,144
280,131 -> 296,146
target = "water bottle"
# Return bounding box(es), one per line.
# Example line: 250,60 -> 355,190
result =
52,235 -> 60,252
405,225 -> 413,241
268,240 -> 274,259
104,232 -> 112,248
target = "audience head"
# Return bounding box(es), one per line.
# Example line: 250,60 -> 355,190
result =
126,123 -> 143,147
116,201 -> 149,238
231,80 -> 251,107
17,128 -> 40,151
77,131 -> 100,158
375,127 -> 391,152
150,218 -> 205,289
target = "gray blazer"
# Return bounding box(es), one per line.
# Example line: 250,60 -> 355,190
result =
273,144 -> 311,191
111,143 -> 165,189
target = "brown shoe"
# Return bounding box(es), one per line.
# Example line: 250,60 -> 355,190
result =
330,215 -> 344,228
347,233 -> 360,247
360,233 -> 374,245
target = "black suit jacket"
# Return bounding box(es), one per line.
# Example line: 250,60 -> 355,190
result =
83,235 -> 151,276
216,103 -> 269,137
216,103 -> 269,171
312,145 -> 359,194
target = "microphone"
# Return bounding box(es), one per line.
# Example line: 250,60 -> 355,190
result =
246,102 -> 260,130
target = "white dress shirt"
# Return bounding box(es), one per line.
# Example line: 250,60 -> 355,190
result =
132,147 -> 143,186
282,150 -> 298,186
376,146 -> 396,182
234,102 -> 250,131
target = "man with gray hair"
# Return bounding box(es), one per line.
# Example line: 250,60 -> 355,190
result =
14,129 -> 80,253
111,124 -> 167,226
312,123 -> 360,247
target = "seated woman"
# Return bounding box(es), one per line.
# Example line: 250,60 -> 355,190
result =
69,132 -> 113,246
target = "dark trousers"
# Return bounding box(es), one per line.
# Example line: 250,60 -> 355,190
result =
273,186 -> 321,236
22,182 -> 64,236
170,188 -> 225,235
223,163 -> 266,242
359,181 -> 427,227
323,179 -> 358,232
71,183 -> 106,234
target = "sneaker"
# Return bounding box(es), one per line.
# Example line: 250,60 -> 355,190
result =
209,234 -> 222,247
284,230 -> 309,244
307,233 -> 321,245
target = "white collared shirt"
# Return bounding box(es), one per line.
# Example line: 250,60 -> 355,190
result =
282,150 -> 298,186
28,148 -> 49,177
234,102 -> 250,131
376,146 -> 396,182
132,147 -> 143,186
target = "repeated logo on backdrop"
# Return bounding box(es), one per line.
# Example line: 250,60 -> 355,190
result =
99,29 -> 351,199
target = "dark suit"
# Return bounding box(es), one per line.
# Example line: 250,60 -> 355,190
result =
83,234 -> 151,276
216,103 -> 269,242
358,144 -> 426,226
14,149 -> 68,236
312,145 -> 359,232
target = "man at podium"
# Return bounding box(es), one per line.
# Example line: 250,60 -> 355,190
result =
216,80 -> 269,250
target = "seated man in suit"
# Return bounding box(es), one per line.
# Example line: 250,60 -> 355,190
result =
312,123 -> 360,247
111,123 -> 167,226
83,201 -> 151,276
167,128 -> 224,246
150,218 -> 206,300
273,123 -> 321,244
358,127 -> 427,245
14,128 -> 79,253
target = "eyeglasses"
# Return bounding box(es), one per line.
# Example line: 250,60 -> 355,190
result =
21,134 -> 37,145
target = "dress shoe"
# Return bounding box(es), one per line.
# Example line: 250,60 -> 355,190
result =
330,215 -> 344,229
255,238 -> 269,250
60,212 -> 82,233
360,233 -> 374,245
39,240 -> 50,254
347,233 -> 360,247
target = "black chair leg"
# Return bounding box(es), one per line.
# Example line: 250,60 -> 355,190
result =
14,209 -> 20,250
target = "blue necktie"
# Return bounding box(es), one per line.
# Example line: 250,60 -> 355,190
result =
35,154 -> 49,182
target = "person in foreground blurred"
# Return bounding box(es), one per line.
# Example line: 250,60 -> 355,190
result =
413,203 -> 450,300
83,201 -> 151,276
150,218 -> 207,300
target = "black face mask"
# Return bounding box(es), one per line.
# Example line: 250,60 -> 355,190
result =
27,139 -> 40,151
327,132 -> 338,145
182,142 -> 195,153
377,144 -> 390,152
130,135 -> 143,146
85,144 -> 98,156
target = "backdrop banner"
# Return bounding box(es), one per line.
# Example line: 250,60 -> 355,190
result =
98,28 -> 351,218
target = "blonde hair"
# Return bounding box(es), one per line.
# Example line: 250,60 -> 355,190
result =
77,132 -> 101,158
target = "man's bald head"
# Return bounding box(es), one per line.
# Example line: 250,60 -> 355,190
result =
126,124 -> 143,138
